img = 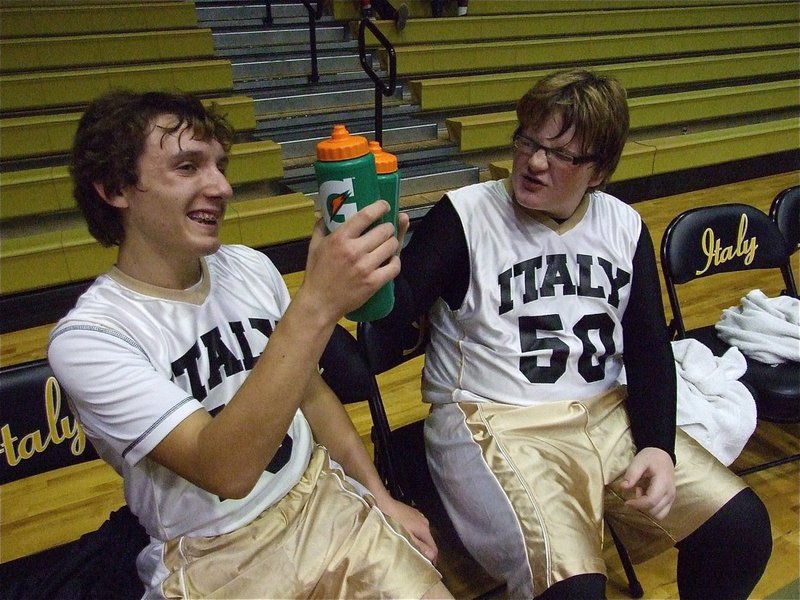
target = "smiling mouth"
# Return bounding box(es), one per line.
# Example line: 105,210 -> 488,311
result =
188,211 -> 219,225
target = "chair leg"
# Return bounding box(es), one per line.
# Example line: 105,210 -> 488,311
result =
735,452 -> 800,477
607,521 -> 644,598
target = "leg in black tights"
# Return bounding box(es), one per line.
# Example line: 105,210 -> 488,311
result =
535,574 -> 607,600
676,488 -> 772,600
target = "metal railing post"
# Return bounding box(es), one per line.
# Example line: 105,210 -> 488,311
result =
357,19 -> 396,145
263,1 -> 273,26
265,1 -> 320,83
300,1 -> 320,84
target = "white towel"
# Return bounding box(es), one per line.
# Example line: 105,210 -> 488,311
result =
673,338 -> 757,466
715,289 -> 800,365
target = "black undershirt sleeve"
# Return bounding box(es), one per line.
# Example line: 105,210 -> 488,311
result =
377,196 -> 469,331
622,223 -> 678,463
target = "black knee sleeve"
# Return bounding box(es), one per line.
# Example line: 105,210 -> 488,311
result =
676,487 -> 772,600
535,573 -> 607,600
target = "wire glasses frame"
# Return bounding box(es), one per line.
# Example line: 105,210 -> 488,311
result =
512,131 -> 598,166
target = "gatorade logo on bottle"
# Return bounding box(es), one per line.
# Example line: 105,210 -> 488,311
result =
318,177 -> 359,231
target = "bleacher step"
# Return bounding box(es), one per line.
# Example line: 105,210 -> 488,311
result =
232,53 -> 364,81
276,121 -> 438,159
212,25 -> 347,50
196,1 -> 325,27
396,160 -> 480,197
248,84 -> 401,115
254,103 -> 420,137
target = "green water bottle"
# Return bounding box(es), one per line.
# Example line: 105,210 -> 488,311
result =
314,124 -> 396,322
370,140 -> 400,229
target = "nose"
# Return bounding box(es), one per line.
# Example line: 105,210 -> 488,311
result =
527,146 -> 549,169
207,165 -> 233,200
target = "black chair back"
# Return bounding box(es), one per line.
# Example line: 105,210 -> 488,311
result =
0,360 -> 99,485
661,202 -> 796,337
661,201 -> 799,428
770,185 -> 800,251
770,185 -> 799,298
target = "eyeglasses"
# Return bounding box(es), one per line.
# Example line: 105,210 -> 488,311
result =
512,132 -> 597,166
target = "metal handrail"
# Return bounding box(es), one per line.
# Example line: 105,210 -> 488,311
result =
264,1 -> 323,84
357,18 -> 397,145
263,1 -> 273,25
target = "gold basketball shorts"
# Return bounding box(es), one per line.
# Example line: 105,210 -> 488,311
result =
424,386 -> 747,598
161,446 -> 441,599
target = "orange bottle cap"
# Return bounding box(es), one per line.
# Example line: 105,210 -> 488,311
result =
369,140 -> 398,174
316,124 -> 370,161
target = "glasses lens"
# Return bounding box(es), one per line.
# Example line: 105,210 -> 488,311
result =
549,149 -> 577,164
514,134 -> 593,165
514,135 -> 539,155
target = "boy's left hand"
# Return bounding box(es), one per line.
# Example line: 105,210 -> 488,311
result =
376,496 -> 439,565
620,447 -> 676,521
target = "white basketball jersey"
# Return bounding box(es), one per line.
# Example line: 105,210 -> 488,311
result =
423,179 -> 641,405
48,245 -> 314,545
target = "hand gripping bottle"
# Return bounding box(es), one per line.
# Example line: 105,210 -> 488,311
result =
314,124 -> 396,321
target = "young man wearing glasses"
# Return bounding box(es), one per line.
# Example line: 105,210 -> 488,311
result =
374,69 -> 771,599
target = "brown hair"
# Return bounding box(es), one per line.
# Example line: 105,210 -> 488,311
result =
516,69 -> 629,190
70,90 -> 235,247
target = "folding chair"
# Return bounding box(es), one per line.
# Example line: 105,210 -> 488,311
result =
660,202 -> 800,471
769,185 -> 799,298
356,320 -> 645,599
318,323 -> 398,486
355,319 -> 431,505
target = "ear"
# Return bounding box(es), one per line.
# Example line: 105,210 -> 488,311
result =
93,181 -> 129,208
587,167 -> 606,190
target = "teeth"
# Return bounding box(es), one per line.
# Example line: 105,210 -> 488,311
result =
190,211 -> 217,225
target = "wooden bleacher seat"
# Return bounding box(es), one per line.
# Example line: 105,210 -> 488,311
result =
447,79 -> 800,153
466,0 -> 780,14
331,0 -> 777,20
0,29 -> 215,73
0,96 -> 257,162
359,2 -> 799,45
379,23 -> 798,77
233,192 -> 317,250
0,139 -> 282,220
640,118 -> 800,175
0,60 -> 235,113
409,49 -> 800,111
0,1 -> 197,38
331,0 -> 435,20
